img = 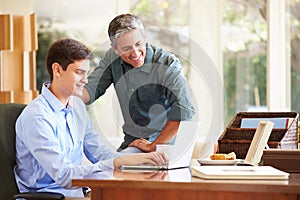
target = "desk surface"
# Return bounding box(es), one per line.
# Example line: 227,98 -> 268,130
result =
73,167 -> 300,195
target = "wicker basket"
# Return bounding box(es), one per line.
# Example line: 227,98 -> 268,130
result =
218,112 -> 299,159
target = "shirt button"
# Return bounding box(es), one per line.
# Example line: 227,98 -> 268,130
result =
131,88 -> 134,92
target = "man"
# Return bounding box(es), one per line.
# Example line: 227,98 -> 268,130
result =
14,38 -> 167,198
80,13 -> 195,152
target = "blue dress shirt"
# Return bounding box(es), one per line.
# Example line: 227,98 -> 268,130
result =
14,83 -> 121,197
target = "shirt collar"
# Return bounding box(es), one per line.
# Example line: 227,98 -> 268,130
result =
41,82 -> 73,113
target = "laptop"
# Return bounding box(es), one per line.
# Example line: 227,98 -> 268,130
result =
120,121 -> 200,170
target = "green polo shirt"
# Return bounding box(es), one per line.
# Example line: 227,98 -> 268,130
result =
86,43 -> 195,138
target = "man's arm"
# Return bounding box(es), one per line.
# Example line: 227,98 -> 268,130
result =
129,120 -> 180,152
77,48 -> 117,105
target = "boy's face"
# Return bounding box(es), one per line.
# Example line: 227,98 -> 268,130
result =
112,29 -> 146,68
58,59 -> 90,97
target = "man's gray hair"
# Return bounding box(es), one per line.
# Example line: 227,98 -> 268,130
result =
108,13 -> 144,47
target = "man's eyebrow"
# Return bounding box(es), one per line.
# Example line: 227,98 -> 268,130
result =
121,45 -> 132,50
120,40 -> 143,49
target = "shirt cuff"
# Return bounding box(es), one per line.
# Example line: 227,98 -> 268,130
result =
97,158 -> 115,171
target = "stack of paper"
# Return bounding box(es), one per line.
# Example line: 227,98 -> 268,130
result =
191,165 -> 289,180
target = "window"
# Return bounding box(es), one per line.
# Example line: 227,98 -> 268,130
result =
222,0 -> 268,124
290,0 -> 300,113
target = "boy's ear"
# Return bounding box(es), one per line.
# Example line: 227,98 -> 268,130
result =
52,62 -> 62,79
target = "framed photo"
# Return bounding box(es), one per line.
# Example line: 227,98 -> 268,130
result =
244,121 -> 274,165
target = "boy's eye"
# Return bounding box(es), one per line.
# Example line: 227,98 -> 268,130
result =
75,70 -> 84,74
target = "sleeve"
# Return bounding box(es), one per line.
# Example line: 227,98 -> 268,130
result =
85,48 -> 117,104
164,55 -> 196,121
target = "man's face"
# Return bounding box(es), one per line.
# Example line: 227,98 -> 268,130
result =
59,59 -> 90,97
112,29 -> 147,68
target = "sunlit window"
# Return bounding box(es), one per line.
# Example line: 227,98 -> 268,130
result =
222,0 -> 268,124
290,0 -> 300,112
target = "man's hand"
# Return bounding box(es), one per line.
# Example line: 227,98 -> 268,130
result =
113,152 -> 168,169
128,138 -> 155,152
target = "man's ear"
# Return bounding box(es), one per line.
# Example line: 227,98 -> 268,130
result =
52,63 -> 62,79
111,43 -> 120,56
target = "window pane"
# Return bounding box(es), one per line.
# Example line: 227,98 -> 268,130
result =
290,0 -> 300,113
130,0 -> 190,74
222,0 -> 267,124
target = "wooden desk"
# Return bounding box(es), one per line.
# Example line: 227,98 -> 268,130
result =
72,167 -> 300,200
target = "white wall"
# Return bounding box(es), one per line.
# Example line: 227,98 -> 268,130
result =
0,0 -> 33,14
